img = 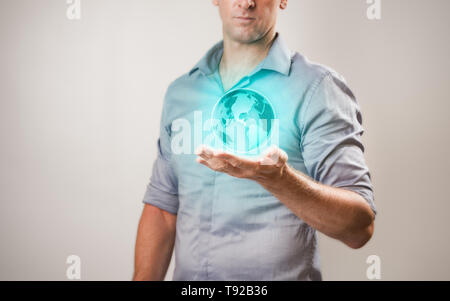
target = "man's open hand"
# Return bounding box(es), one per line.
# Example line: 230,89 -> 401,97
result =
195,144 -> 289,183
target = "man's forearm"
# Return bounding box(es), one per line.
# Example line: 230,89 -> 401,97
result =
133,205 -> 176,281
257,164 -> 375,249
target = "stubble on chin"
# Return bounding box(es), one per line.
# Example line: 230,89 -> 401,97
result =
225,26 -> 263,44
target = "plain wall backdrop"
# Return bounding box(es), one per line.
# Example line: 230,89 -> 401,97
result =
0,0 -> 449,280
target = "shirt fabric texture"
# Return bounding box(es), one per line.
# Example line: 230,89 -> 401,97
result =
142,32 -> 377,281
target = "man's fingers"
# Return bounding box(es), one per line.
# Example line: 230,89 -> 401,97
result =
197,157 -> 227,172
196,145 -> 288,180
215,152 -> 257,169
196,157 -> 212,169
214,152 -> 241,167
258,156 -> 275,165
195,144 -> 214,160
260,145 -> 288,166
196,156 -> 243,177
274,148 -> 288,167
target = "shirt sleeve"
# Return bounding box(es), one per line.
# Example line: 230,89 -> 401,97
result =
142,86 -> 179,215
299,71 -> 377,218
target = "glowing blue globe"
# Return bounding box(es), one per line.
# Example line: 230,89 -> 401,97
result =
211,88 -> 275,154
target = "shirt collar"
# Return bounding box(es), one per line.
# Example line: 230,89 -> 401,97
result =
188,32 -> 293,77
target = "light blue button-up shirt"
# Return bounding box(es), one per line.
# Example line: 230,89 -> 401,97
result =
142,32 -> 377,281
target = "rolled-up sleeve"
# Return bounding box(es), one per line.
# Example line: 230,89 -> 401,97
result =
299,71 -> 377,217
142,139 -> 179,215
142,84 -> 179,215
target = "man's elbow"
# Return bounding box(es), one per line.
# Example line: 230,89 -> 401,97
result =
347,223 -> 374,249
345,206 -> 375,249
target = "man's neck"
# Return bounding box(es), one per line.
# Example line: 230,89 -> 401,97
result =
219,29 -> 277,91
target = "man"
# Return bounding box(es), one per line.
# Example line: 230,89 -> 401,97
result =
133,0 -> 377,281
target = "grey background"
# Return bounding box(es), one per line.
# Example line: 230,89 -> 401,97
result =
0,0 -> 449,280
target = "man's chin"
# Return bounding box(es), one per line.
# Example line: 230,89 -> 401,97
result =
227,30 -> 263,44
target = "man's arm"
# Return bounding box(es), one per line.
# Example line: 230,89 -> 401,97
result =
195,145 -> 374,249
133,203 -> 177,281
134,78 -> 180,280
257,161 -> 374,249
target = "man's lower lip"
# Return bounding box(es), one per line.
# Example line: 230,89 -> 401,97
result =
235,17 -> 255,22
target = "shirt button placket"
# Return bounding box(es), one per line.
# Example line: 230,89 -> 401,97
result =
202,73 -> 252,280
